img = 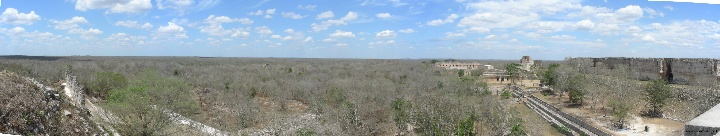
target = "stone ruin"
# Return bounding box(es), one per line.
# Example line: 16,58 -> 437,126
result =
566,57 -> 720,85
434,62 -> 485,70
62,72 -> 87,115
685,103 -> 720,136
520,56 -> 534,71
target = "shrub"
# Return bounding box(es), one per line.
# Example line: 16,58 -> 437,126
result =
87,71 -> 127,99
610,99 -> 631,129
392,98 -> 412,131
296,128 -> 316,136
454,114 -> 476,136
501,89 -> 511,99
107,69 -> 199,135
643,79 -> 672,117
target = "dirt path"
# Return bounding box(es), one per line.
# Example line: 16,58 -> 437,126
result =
513,87 -> 610,136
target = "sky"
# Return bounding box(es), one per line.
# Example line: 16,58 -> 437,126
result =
0,0 -> 719,60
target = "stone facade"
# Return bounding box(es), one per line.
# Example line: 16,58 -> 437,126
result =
435,62 -> 484,70
520,56 -> 534,71
567,57 -> 720,85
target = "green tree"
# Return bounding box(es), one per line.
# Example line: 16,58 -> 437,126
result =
107,70 -> 199,135
392,98 -> 412,132
643,79 -> 672,117
454,114 -> 476,136
505,63 -> 522,84
567,74 -> 585,105
541,64 -> 560,86
610,99 -> 631,129
501,89 -> 511,99
470,68 -> 485,77
88,71 -> 127,99
458,69 -> 465,77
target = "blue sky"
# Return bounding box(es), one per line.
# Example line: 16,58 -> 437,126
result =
0,0 -> 719,60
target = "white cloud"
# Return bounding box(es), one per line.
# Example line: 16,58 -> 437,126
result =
458,12 -> 540,29
575,19 -> 595,30
710,33 -> 720,39
626,26 -> 643,33
51,16 -> 89,30
663,5 -> 674,11
115,20 -> 139,28
549,35 -> 575,40
592,23 -> 621,35
0,8 -> 41,25
297,5 -> 317,10
330,30 -> 356,38
266,9 -> 276,14
445,32 -> 465,38
255,26 -> 273,35
282,12 -> 306,19
204,15 -> 253,24
76,0 -> 152,14
248,8 -> 276,18
115,20 -> 154,29
271,35 -> 281,39
69,28 -> 103,39
155,22 -> 188,39
106,33 -> 147,46
341,12 -> 358,21
248,10 -> 264,15
370,40 -> 395,45
465,27 -> 490,33
322,38 -> 336,42
648,0 -> 720,4
200,15 -> 253,37
376,30 -> 397,39
317,11 -> 334,19
156,0 -> 220,15
524,21 -> 569,33
311,20 -> 346,32
615,5 -> 644,22
641,34 -> 655,41
141,23 -> 154,29
643,7 -> 663,18
398,29 -> 416,33
586,5 -> 643,24
460,0 -> 581,29
231,28 -> 250,38
303,37 -> 313,43
376,13 -> 392,19
427,14 -> 458,26
336,43 -> 349,46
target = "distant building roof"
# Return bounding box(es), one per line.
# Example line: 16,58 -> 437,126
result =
687,103 -> 720,128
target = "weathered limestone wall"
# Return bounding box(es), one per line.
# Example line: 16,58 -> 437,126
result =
567,57 -> 719,85
671,58 -> 719,84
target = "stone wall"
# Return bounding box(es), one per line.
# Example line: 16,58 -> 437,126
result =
567,57 -> 719,85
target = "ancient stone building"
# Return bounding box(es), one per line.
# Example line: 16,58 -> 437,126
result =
567,57 -> 720,85
520,56 -> 534,71
435,62 -> 483,70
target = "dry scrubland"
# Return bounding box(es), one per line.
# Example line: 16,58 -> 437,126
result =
0,56 -> 526,135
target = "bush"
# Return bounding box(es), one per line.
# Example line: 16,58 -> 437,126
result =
610,99 -> 631,129
643,79 -> 672,117
392,98 -> 412,131
454,114 -> 476,136
87,71 -> 127,99
107,69 -> 199,135
296,128 -> 316,136
501,89 -> 511,99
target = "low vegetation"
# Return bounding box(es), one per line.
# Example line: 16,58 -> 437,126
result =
0,57 -> 514,135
